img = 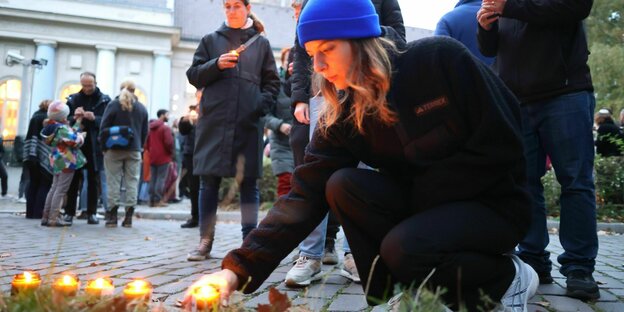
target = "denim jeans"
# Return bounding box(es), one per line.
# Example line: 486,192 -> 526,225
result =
299,97 -> 351,259
199,176 -> 259,240
149,163 -> 170,203
517,91 -> 598,276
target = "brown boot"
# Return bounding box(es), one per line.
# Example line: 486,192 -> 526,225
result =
121,206 -> 134,228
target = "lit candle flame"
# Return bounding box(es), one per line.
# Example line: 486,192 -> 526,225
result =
24,271 -> 32,283
230,50 -> 239,56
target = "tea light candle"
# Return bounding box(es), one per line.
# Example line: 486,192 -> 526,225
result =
193,284 -> 220,311
229,50 -> 239,56
123,279 -> 152,302
53,274 -> 80,297
85,277 -> 114,297
11,271 -> 41,295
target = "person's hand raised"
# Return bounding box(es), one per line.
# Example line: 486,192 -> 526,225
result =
217,51 -> 239,70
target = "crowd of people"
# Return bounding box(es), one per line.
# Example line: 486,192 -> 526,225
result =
1,0 -> 610,310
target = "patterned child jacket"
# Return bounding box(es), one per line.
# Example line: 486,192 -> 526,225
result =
40,120 -> 86,174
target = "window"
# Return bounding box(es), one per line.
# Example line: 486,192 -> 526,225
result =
135,87 -> 147,106
59,83 -> 82,102
0,79 -> 21,139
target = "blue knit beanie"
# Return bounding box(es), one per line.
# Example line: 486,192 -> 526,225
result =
297,0 -> 382,47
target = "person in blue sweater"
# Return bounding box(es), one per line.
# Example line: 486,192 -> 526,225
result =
435,0 -> 494,66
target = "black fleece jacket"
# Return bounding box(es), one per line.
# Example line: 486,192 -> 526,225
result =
222,37 -> 531,300
477,0 -> 594,104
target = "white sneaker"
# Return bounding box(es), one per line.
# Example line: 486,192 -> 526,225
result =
499,255 -> 539,312
285,256 -> 322,287
16,197 -> 27,203
340,253 -> 361,283
0,194 -> 14,200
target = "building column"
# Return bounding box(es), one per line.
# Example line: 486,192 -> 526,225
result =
28,39 -> 57,133
150,50 -> 172,116
95,45 -> 117,97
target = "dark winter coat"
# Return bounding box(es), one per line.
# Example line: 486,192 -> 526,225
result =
222,37 -> 531,299
290,0 -> 406,107
99,97 -> 149,152
23,109 -> 50,163
595,121 -> 623,157
186,24 -> 280,178
67,87 -> 111,165
178,117 -> 195,157
145,120 -> 174,166
264,81 -> 295,175
477,0 -> 593,104
434,0 -> 494,65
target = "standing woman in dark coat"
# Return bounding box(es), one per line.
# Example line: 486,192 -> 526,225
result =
185,0 -> 280,261
23,99 -> 53,218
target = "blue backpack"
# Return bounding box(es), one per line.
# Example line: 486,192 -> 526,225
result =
100,104 -> 135,150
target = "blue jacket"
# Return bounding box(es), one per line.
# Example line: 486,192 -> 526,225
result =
435,0 -> 494,65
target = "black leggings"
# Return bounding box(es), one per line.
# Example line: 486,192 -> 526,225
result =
0,160 -> 7,196
325,168 -> 520,311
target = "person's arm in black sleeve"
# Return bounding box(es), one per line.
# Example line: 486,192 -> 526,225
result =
380,0 -> 406,44
186,36 -> 222,89
222,126 -> 359,292
290,34 -> 312,108
259,39 -> 281,117
477,23 -> 498,57
503,0 -> 592,24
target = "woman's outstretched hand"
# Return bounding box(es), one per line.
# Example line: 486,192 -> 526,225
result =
181,269 -> 239,310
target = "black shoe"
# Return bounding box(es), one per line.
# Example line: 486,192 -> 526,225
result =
566,270 -> 600,300
41,219 -> 48,226
180,219 -> 198,228
87,214 -> 99,224
48,216 -> 72,227
538,271 -> 554,284
76,212 -> 88,220
168,198 -> 182,204
63,214 -> 73,225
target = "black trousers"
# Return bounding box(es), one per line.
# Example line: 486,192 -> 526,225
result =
65,156 -> 98,216
290,121 -> 339,246
325,168 -> 520,311
0,160 -> 7,196
183,155 -> 199,221
25,162 -> 51,219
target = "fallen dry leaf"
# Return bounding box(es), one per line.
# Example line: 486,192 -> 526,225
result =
145,236 -> 152,241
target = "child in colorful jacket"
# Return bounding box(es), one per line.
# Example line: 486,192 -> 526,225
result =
40,100 -> 87,227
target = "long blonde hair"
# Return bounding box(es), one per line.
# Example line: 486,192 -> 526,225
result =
119,80 -> 136,112
316,37 -> 397,136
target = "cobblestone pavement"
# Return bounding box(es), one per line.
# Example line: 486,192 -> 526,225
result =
1,214 -> 624,311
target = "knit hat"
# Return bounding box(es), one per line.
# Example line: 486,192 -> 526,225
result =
47,100 -> 70,122
297,0 -> 381,47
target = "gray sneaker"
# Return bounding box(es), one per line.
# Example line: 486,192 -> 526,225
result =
187,238 -> 213,261
340,253 -> 361,283
497,255 -> 539,312
285,256 -> 322,287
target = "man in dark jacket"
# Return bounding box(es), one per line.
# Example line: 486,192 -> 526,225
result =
179,104 -> 200,228
285,0 -> 407,287
64,72 -> 111,225
477,0 -> 599,300
145,109 -> 174,207
434,0 -> 493,65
